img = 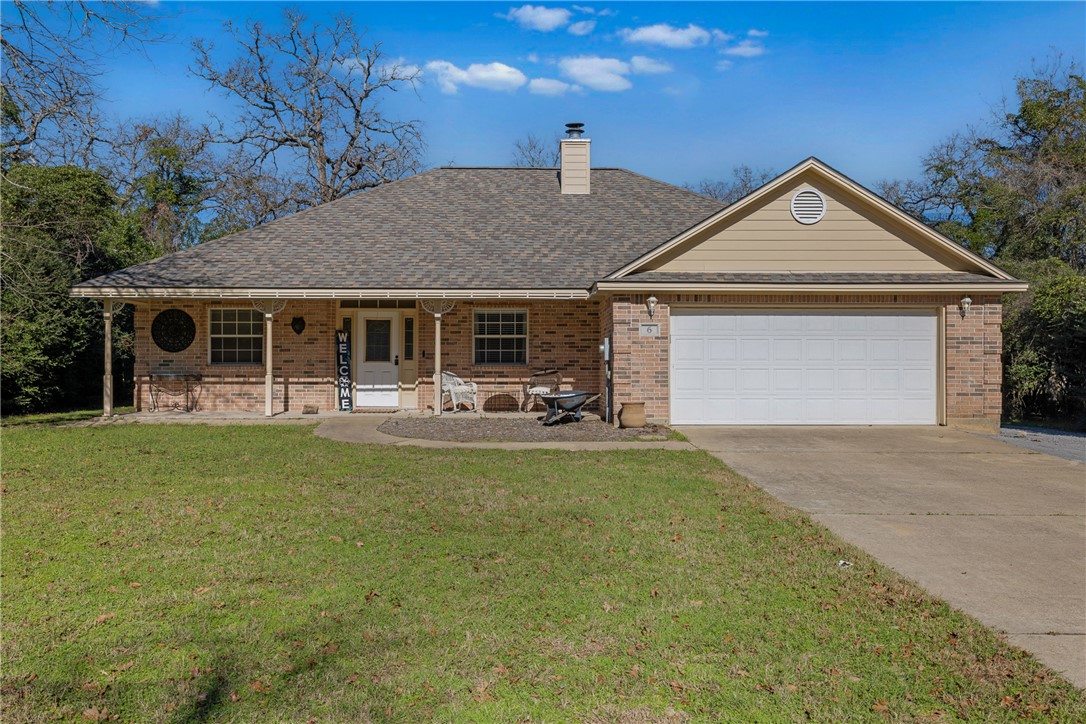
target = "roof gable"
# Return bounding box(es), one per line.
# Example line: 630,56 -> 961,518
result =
610,158 -> 1014,280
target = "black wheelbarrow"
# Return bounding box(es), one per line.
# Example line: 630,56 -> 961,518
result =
540,390 -> 600,426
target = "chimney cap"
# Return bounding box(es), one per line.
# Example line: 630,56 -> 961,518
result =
564,122 -> 585,139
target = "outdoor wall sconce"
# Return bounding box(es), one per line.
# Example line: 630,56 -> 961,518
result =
959,296 -> 972,318
291,316 -> 306,335
646,295 -> 658,319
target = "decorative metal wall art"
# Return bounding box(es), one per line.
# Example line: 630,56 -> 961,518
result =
151,309 -> 196,353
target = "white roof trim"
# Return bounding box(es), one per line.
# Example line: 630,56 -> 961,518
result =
69,287 -> 591,300
594,281 -> 1028,294
608,157 -> 1015,281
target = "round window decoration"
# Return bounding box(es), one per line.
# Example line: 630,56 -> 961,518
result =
151,309 -> 196,353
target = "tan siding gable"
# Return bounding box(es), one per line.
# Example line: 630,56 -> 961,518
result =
649,174 -> 974,274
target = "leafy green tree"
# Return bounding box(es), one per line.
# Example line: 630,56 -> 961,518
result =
879,61 -> 1086,426
878,62 -> 1085,269
0,165 -> 154,412
1000,259 -> 1086,424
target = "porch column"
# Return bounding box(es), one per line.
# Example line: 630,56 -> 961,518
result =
252,299 -> 287,417
420,300 -> 456,416
102,300 -> 127,417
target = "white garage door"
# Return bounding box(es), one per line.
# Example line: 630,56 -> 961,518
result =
670,310 -> 937,425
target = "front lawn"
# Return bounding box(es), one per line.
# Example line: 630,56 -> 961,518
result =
3,425 -> 1083,721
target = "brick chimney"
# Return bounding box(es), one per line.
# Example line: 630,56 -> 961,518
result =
560,122 -> 590,194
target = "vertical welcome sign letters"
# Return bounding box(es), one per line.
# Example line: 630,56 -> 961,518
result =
336,329 -> 352,411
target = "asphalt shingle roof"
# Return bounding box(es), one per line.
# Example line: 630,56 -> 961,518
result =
75,167 -> 725,292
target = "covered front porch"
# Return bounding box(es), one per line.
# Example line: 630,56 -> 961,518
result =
101,296 -> 604,418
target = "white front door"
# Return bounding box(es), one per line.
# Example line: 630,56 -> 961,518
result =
356,311 -> 399,408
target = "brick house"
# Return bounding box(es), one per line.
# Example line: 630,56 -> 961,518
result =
72,127 -> 1025,431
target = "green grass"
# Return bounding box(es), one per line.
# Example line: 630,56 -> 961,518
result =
3,425 -> 1083,721
0,406 -> 134,428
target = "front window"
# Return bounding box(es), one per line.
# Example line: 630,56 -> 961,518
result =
473,310 -> 527,365
210,309 -> 263,365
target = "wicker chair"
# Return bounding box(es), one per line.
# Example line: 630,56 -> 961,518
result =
441,371 -> 478,412
523,368 -> 562,411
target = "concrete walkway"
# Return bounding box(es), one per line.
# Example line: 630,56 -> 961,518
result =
678,425 -> 1086,688
315,415 -> 696,451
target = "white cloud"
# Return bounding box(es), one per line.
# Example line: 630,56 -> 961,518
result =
559,55 -> 632,91
618,23 -> 713,49
748,28 -> 769,38
711,29 -> 733,43
568,20 -> 596,36
572,4 -> 594,13
597,8 -> 616,17
529,77 -> 577,95
715,59 -> 734,72
501,5 -> 571,32
354,56 -> 420,80
630,55 -> 672,75
525,52 -> 540,63
722,39 -> 766,57
424,60 -> 527,94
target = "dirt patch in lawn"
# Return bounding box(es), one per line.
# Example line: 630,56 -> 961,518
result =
378,416 -> 670,442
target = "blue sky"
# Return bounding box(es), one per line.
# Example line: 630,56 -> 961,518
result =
44,2 -> 1086,186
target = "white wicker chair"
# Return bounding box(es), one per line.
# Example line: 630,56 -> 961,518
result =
441,371 -> 478,412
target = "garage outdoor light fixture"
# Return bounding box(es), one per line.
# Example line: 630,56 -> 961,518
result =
959,296 -> 972,318
646,296 -> 658,319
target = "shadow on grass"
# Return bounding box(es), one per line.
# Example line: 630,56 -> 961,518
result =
0,407 -> 134,428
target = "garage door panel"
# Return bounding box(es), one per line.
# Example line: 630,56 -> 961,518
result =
771,398 -> 804,423
870,369 -> 900,392
773,369 -> 802,391
838,339 -> 867,361
837,369 -> 867,391
673,339 -> 705,361
739,315 -> 771,332
671,314 -> 707,335
708,339 -> 737,362
738,398 -> 770,422
741,368 -> 770,391
741,339 -> 770,361
670,310 -> 937,425
903,368 -> 933,392
807,339 -> 835,361
807,368 -> 835,391
671,367 -> 705,392
902,339 -> 933,362
773,315 -> 805,332
773,339 -> 802,361
706,315 -> 738,333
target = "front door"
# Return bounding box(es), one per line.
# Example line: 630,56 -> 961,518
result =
357,311 -> 399,407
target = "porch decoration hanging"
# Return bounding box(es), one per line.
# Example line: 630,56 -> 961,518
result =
151,309 -> 196,353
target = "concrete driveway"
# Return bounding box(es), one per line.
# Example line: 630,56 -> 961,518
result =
678,425 -> 1086,688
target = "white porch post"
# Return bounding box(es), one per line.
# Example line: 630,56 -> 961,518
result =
420,300 -> 456,416
252,300 -> 287,417
102,300 -> 126,417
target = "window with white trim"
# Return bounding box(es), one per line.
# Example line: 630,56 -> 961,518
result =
473,310 -> 527,365
210,309 -> 263,365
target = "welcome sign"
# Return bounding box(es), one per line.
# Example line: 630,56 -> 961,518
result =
336,330 -> 352,411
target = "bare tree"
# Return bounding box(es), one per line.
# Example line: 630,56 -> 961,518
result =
685,165 -> 776,204
191,9 -> 424,208
1,0 -> 162,166
511,133 -> 560,167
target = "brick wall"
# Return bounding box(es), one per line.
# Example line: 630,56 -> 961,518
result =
416,300 -> 602,412
134,300 -> 338,413
944,295 -> 1002,430
608,293 -> 1004,429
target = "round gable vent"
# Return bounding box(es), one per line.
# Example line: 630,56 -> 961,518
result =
790,188 -> 826,224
